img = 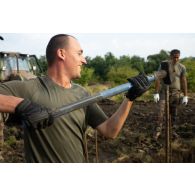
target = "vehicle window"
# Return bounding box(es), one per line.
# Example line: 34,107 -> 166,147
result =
18,57 -> 30,71
4,56 -> 17,70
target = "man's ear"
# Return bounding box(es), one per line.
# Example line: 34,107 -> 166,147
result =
57,49 -> 66,61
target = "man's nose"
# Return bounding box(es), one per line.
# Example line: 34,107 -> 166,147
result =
82,57 -> 87,65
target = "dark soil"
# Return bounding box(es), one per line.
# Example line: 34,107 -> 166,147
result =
1,95 -> 195,163
87,95 -> 195,163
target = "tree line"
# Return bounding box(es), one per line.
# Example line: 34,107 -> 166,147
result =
37,50 -> 195,91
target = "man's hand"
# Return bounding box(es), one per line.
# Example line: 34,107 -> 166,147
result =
153,93 -> 160,103
182,96 -> 188,105
15,99 -> 54,130
126,73 -> 151,101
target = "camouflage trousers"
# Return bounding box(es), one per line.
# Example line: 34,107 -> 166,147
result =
156,90 -> 182,130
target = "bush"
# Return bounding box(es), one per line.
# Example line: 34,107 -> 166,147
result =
181,57 -> 195,92
107,66 -> 139,86
75,67 -> 95,86
6,135 -> 17,147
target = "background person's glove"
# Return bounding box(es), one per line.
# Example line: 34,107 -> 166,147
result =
153,93 -> 160,103
15,99 -> 54,130
182,96 -> 188,105
126,73 -> 151,101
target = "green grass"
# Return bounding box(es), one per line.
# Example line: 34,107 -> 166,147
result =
5,135 -> 17,147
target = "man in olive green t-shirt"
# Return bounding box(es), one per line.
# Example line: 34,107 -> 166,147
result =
0,34 -> 150,162
153,49 -> 188,139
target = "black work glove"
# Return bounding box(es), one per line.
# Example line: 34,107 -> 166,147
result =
160,61 -> 172,85
15,99 -> 54,130
126,73 -> 151,101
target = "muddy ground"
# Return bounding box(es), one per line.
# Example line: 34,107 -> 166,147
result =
1,94 -> 195,163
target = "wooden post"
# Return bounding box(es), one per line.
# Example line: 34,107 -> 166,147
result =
165,85 -> 172,162
0,113 -> 4,161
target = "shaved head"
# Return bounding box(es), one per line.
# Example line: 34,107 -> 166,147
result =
46,34 -> 76,65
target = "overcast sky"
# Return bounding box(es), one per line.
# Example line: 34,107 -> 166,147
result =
0,33 -> 194,59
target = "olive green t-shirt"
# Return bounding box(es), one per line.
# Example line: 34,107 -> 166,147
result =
0,76 -> 108,163
159,60 -> 186,91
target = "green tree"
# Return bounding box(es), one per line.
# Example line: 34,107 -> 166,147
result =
145,50 -> 169,73
130,55 -> 145,72
105,52 -> 118,67
107,65 -> 138,85
118,55 -> 131,67
37,56 -> 48,74
75,67 -> 95,86
181,57 -> 195,92
87,56 -> 108,81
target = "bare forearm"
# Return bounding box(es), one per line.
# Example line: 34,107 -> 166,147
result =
182,77 -> 188,96
97,98 -> 133,138
0,94 -> 23,113
155,80 -> 160,93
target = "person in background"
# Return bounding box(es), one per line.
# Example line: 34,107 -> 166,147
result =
153,49 -> 188,139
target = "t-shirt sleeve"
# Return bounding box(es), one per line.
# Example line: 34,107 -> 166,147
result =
181,65 -> 187,76
0,80 -> 32,98
78,85 -> 108,129
86,103 -> 108,129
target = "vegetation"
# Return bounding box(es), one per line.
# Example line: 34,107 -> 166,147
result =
181,57 -> 195,92
37,50 -> 195,92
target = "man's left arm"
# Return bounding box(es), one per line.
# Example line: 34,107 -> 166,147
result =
96,73 -> 150,139
96,99 -> 132,139
180,65 -> 188,105
181,75 -> 188,96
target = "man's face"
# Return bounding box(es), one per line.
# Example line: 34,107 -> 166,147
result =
171,53 -> 180,65
64,37 -> 87,79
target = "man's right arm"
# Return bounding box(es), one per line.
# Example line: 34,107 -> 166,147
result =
0,81 -> 54,129
0,94 -> 23,113
0,80 -> 28,113
0,94 -> 53,129
155,63 -> 162,93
